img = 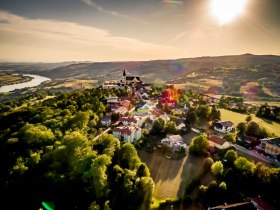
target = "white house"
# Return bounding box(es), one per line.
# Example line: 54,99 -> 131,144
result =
213,121 -> 234,133
107,94 -> 118,104
257,137 -> 280,156
208,135 -> 231,149
113,126 -> 142,143
161,135 -> 188,151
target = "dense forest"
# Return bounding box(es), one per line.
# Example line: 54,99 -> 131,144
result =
0,87 -> 154,210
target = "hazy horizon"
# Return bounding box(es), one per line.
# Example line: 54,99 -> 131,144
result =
0,0 -> 280,62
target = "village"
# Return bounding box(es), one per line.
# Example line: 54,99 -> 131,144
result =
100,70 -> 280,167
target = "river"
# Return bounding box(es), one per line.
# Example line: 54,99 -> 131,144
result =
0,74 -> 51,93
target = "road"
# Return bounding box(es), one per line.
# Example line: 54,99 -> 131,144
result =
233,143 -> 280,167
92,127 -> 111,141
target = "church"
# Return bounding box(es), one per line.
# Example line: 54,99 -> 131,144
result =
121,70 -> 141,85
102,69 -> 142,89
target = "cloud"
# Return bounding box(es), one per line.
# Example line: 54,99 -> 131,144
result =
170,31 -> 187,43
80,0 -> 147,24
81,0 -> 121,16
0,11 -> 182,62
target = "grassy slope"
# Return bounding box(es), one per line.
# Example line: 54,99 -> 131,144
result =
220,109 -> 280,136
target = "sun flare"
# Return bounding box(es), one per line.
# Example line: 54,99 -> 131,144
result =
210,0 -> 247,25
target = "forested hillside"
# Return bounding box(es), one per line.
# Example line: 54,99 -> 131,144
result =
0,87 -> 153,210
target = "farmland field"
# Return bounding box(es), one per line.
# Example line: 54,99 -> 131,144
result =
220,109 -> 280,136
138,150 -> 206,200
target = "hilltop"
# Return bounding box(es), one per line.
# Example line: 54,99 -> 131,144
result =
0,54 -> 280,101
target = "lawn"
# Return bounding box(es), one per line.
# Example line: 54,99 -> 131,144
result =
138,150 -> 206,200
220,109 -> 280,136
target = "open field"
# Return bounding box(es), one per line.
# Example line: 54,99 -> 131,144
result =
245,101 -> 280,106
220,109 -> 280,136
46,79 -> 98,89
138,150 -> 206,200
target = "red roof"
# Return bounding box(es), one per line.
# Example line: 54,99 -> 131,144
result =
252,197 -> 276,210
119,116 -> 139,123
113,126 -> 140,135
209,135 -> 226,146
151,109 -> 165,117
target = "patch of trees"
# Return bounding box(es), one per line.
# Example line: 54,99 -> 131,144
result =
236,121 -> 274,139
198,150 -> 280,209
149,117 -> 178,135
0,87 -> 154,210
256,104 -> 280,123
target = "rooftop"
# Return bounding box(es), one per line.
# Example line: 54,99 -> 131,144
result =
209,135 -> 227,146
260,137 -> 280,147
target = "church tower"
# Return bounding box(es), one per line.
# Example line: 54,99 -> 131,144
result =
122,69 -> 126,84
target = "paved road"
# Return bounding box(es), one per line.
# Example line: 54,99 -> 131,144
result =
233,144 -> 280,167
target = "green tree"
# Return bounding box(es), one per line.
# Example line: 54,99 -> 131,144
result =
219,182 -> 227,190
210,106 -> 221,121
164,121 -> 178,134
234,157 -> 255,176
203,157 -> 214,174
185,110 -> 197,125
245,115 -> 252,123
224,133 -> 236,143
84,154 -> 112,198
236,122 -> 247,134
136,163 -> 150,177
225,149 -> 237,163
196,105 -> 210,120
189,135 -> 209,155
21,123 -> 55,146
211,161 -> 224,177
246,121 -> 260,137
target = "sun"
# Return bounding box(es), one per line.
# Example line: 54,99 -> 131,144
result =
210,0 -> 247,25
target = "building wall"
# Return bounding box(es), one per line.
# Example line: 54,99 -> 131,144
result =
265,143 -> 280,155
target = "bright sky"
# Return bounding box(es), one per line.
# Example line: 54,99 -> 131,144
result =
0,0 -> 279,62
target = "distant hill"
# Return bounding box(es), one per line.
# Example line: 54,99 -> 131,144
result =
35,54 -> 280,82
0,54 -> 279,100
0,54 -> 280,82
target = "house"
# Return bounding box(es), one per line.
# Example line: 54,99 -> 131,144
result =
237,133 -> 258,147
161,134 -> 188,151
107,94 -> 118,104
137,103 -> 154,114
112,126 -> 142,143
101,115 -> 111,126
102,80 -> 124,89
213,121 -> 234,133
149,109 -> 169,121
119,116 -> 144,127
257,137 -> 280,156
119,99 -> 130,109
110,104 -> 121,111
208,135 -> 231,149
114,106 -> 128,116
170,118 -> 186,130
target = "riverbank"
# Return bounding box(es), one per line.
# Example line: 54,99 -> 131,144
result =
0,74 -> 50,93
0,73 -> 33,87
